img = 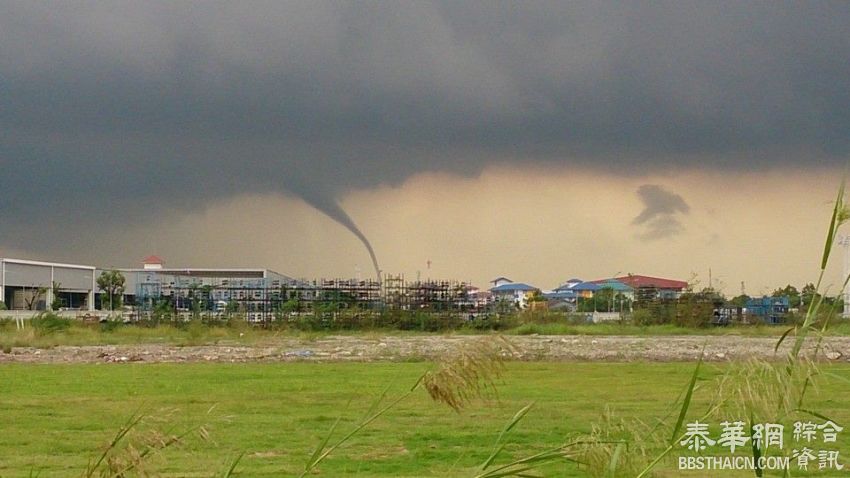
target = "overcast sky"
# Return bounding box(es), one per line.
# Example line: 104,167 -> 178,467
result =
1,1 -> 849,292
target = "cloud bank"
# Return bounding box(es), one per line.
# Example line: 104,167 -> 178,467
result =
632,185 -> 690,240
0,1 -> 848,259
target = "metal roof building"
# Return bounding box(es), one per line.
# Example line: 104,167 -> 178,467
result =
570,282 -> 602,292
607,275 -> 688,291
606,274 -> 688,300
489,282 -> 537,292
1,257 -> 96,310
594,279 -> 634,293
113,264 -> 313,321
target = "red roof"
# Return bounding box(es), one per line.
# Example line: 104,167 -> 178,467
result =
142,255 -> 164,264
612,275 -> 688,290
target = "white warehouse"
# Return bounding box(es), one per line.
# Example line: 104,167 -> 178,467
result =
0,258 -> 96,311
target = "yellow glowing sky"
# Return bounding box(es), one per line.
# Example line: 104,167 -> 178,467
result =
12,166 -> 846,296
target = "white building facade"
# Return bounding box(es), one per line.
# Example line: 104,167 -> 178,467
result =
1,258 -> 96,311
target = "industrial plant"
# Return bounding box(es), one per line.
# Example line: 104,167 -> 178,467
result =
0,253 -> 807,327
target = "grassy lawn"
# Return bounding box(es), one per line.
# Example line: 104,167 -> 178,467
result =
1,362 -> 848,477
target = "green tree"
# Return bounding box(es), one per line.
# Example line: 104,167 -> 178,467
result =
24,286 -> 48,310
699,287 -> 725,301
674,291 -> 715,327
281,297 -> 301,313
729,294 -> 750,307
225,299 -> 241,315
594,288 -> 614,312
187,283 -> 202,319
274,297 -> 301,323
153,299 -> 175,322
800,283 -> 818,310
772,284 -> 801,308
97,270 -> 126,312
50,281 -> 64,311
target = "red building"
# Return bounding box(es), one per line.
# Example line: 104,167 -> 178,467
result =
601,274 -> 688,301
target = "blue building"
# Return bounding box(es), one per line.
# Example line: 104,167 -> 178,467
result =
543,289 -> 578,312
569,281 -> 602,298
746,296 -> 790,324
490,282 -> 538,309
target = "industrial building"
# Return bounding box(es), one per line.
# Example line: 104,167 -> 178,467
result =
383,274 -> 471,311
0,253 -> 692,321
745,296 -> 790,324
116,256 -> 312,322
0,257 -> 96,311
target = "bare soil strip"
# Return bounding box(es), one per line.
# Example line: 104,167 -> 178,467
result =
2,335 -> 849,364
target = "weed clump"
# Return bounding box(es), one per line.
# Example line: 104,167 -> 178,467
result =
30,312 -> 71,335
422,336 -> 516,411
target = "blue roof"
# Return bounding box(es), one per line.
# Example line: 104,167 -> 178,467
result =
490,282 -> 536,292
596,279 -> 633,292
554,278 -> 584,291
570,282 -> 601,291
544,291 -> 577,299
746,296 -> 790,307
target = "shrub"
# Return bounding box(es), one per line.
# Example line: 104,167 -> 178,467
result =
31,312 -> 72,334
183,319 -> 207,345
99,320 -> 123,332
630,308 -> 655,326
225,313 -> 250,331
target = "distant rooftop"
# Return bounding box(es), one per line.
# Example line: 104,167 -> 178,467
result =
490,282 -> 536,292
142,255 -> 164,264
544,290 -> 577,299
0,257 -> 95,270
608,275 -> 688,290
570,282 -> 602,291
595,279 -> 634,292
118,267 -> 302,283
142,255 -> 165,270
554,278 -> 584,290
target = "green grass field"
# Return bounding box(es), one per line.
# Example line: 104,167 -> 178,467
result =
1,362 -> 849,477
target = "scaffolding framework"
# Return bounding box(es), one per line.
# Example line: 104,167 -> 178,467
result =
132,272 -> 475,322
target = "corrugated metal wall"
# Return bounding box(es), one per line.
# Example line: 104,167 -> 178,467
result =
3,262 -> 51,286
2,261 -> 94,291
54,267 -> 94,291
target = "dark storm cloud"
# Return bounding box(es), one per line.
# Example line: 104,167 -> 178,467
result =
632,184 -> 690,240
0,1 -> 849,255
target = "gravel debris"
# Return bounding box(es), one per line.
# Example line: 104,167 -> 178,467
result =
2,335 -> 850,364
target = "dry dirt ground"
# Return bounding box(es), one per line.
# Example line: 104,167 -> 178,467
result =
2,335 -> 850,363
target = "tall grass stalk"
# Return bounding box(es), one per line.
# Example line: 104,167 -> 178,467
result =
82,408 -> 214,478
786,181 -> 849,362
300,336 -> 515,477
